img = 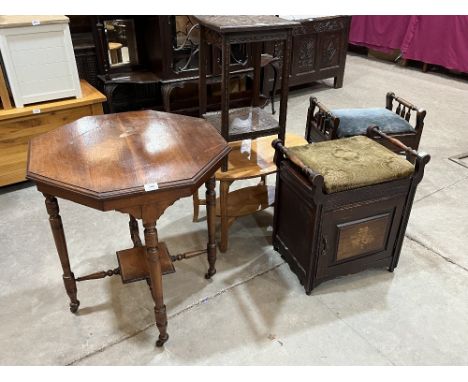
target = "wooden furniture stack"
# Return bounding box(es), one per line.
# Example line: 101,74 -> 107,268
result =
0,80 -> 106,186
26,110 -> 230,347
69,15 -> 254,114
193,16 -> 308,252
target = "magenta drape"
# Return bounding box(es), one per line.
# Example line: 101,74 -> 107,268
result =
401,16 -> 468,73
349,16 -> 414,53
349,16 -> 468,73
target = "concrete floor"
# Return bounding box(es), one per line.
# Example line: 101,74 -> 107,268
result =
1,53 -> 467,365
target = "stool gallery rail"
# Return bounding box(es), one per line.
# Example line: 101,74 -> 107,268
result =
26,110 -> 230,347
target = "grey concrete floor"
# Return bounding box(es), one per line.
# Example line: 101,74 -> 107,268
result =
1,53 -> 467,365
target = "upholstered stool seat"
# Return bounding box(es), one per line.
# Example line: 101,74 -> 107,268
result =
288,136 -> 414,193
332,108 -> 415,138
305,92 -> 426,152
272,128 -> 430,294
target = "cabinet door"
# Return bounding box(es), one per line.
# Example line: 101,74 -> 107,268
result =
316,193 -> 407,280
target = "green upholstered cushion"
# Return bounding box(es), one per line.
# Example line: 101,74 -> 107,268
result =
288,136 -> 414,193
331,108 -> 415,138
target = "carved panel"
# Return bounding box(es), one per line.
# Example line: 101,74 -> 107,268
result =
293,35 -> 316,74
319,32 -> 340,69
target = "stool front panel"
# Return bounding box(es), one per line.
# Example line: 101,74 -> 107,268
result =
316,193 -> 407,281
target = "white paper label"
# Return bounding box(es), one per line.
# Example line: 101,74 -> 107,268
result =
240,139 -> 252,159
31,20 -> 41,26
144,182 -> 159,192
240,139 -> 251,154
32,108 -> 41,114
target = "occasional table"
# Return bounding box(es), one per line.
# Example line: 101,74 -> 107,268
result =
193,133 -> 307,252
26,110 -> 230,347
195,16 -> 298,167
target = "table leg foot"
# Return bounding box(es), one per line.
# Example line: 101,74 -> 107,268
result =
155,304 -> 168,347
156,334 -> 169,347
69,300 -> 80,313
205,267 -> 216,279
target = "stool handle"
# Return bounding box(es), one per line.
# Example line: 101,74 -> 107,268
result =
366,126 -> 430,167
272,139 -> 324,187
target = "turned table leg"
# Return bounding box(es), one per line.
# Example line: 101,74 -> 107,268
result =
205,177 -> 217,278
192,192 -> 200,222
129,215 -> 142,247
143,220 -> 169,347
219,180 -> 232,253
44,194 -> 80,313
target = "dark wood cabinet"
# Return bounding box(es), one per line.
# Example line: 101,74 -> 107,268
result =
69,15 -> 254,114
68,15 -> 350,114
263,16 -> 350,92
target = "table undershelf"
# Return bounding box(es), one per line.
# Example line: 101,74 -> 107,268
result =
116,242 -> 175,284
204,106 -> 279,142
216,184 -> 275,218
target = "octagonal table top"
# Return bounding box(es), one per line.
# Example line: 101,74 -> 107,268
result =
27,110 -> 230,204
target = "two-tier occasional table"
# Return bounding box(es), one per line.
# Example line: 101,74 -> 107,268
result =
192,16 -> 299,252
195,16 -> 298,166
26,110 -> 230,347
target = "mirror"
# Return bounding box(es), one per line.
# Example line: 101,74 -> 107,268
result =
104,19 -> 138,67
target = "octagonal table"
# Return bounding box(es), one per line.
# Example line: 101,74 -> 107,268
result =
26,110 -> 230,347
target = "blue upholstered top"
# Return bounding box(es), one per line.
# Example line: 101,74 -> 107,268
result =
331,107 -> 415,138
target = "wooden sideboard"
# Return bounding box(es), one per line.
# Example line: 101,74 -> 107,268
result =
263,16 -> 351,91
0,80 -> 106,186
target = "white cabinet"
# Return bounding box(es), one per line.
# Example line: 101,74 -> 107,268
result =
0,15 -> 82,107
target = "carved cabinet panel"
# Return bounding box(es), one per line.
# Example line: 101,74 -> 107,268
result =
263,15 -> 350,91
292,34 -> 317,77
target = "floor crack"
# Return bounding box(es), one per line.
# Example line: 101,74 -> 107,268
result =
405,234 -> 468,273
66,261 -> 286,365
414,171 -> 468,204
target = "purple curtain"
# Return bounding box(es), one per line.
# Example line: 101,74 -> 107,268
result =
401,16 -> 468,73
349,16 -> 415,53
349,16 -> 468,73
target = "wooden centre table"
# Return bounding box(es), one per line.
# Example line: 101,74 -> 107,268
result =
26,110 -> 230,347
